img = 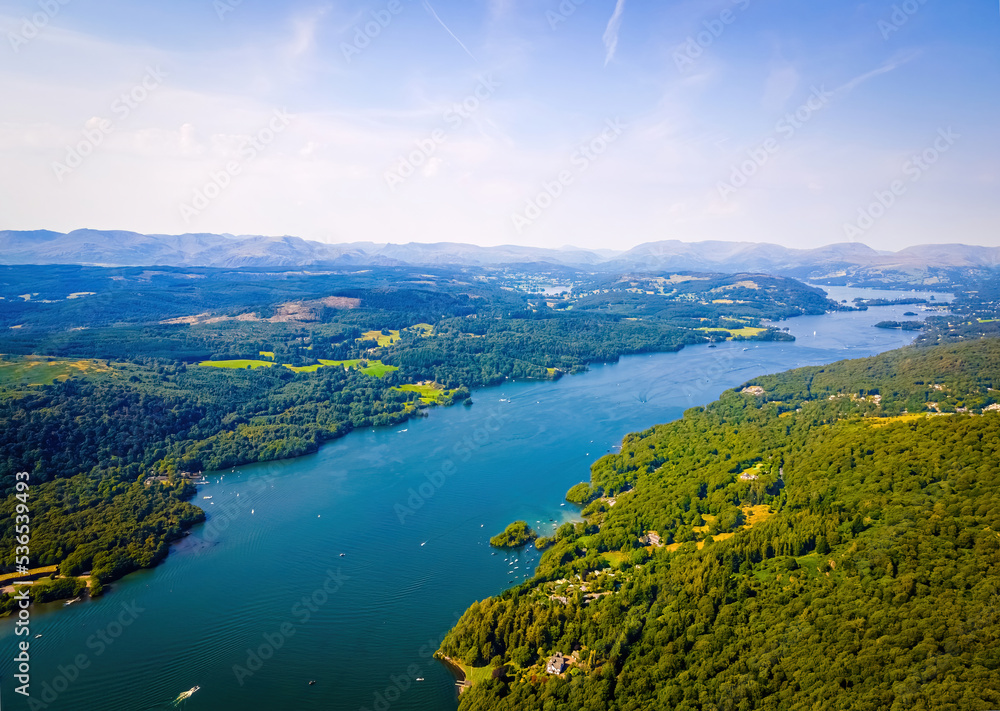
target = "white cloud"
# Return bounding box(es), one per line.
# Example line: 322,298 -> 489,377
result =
285,6 -> 331,60
602,0 -> 627,66
422,0 -> 478,63
836,50 -> 920,95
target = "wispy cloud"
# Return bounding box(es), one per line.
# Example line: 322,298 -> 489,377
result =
836,50 -> 920,94
602,0 -> 627,66
285,6 -> 330,60
422,0 -> 478,63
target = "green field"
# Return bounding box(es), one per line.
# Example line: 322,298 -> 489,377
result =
601,551 -> 627,566
696,326 -> 767,339
199,359 -> 275,369
448,659 -> 495,685
199,357 -> 399,377
0,356 -> 114,387
318,359 -> 399,378
394,382 -> 449,403
259,351 -> 275,360
284,364 -> 323,373
359,329 -> 401,347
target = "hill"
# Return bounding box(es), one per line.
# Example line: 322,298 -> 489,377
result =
439,339 -> 1000,710
1,230 -> 998,284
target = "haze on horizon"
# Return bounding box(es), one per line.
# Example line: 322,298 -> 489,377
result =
1,0 -> 998,253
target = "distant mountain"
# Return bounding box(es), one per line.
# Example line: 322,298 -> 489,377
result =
0,229 -> 997,274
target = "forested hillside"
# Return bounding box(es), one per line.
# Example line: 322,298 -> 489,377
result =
0,265 -> 831,601
440,339 -> 1000,711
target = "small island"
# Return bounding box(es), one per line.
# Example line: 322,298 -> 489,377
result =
489,521 -> 538,548
875,320 -> 925,331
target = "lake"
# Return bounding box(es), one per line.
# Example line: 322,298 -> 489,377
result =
0,289 -> 946,711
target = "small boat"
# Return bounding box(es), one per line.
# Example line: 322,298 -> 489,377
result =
339,553 -> 346,557
308,680 -> 316,685
63,597 -> 80,606
203,496 -> 213,500
420,541 -> 426,547
251,509 -> 254,514
415,677 -> 425,682
34,634 -> 42,638
175,686 -> 200,701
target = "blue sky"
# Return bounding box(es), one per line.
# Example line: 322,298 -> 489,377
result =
1,0 -> 997,250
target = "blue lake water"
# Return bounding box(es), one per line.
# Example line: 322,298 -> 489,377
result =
0,289 -> 946,711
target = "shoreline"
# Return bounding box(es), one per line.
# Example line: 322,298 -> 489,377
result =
2,298 -> 915,616
435,654 -> 474,694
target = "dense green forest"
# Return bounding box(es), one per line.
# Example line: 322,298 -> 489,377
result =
491,521 -> 540,548
0,265 -> 833,600
439,338 -> 1000,710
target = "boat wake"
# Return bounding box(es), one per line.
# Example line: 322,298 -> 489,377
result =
172,686 -> 200,705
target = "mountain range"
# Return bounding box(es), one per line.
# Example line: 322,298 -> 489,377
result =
1,229 -> 998,275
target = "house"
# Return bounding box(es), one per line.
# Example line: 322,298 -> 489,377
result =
640,531 -> 662,547
546,654 -> 567,675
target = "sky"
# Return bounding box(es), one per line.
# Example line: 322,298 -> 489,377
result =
0,0 -> 998,252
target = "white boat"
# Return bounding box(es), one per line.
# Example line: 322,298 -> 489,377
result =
203,496 -> 212,499
175,686 -> 200,702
